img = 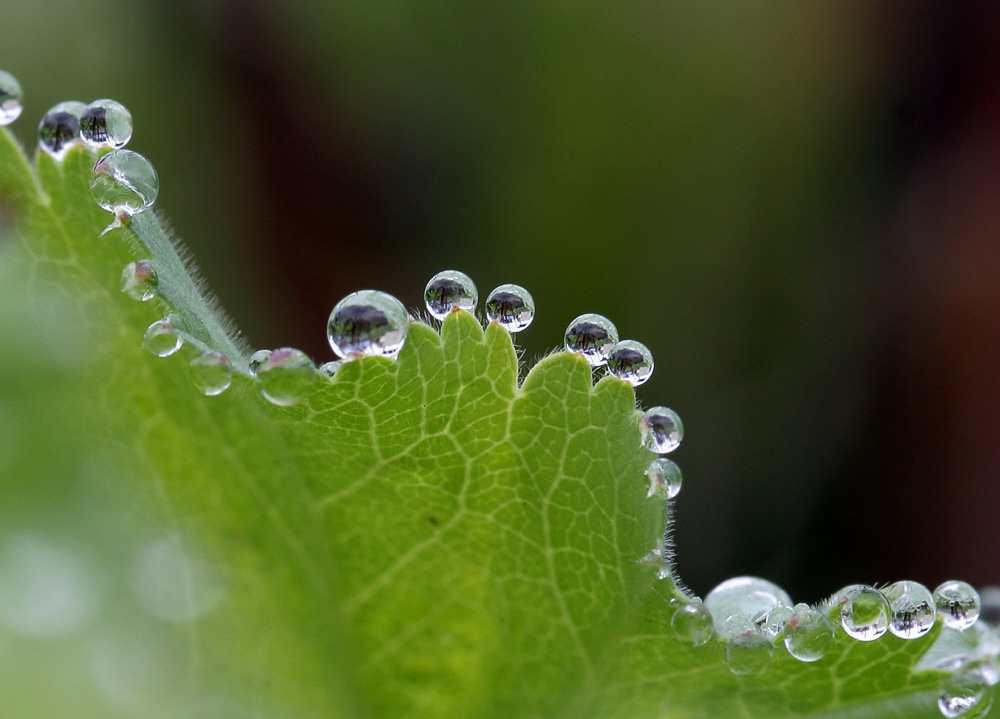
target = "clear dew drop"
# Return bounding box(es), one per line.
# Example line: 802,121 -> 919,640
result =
142,318 -> 182,357
319,361 -> 342,378
784,603 -> 835,662
120,260 -> 157,301
936,581 -> 982,631
38,101 -> 86,159
645,457 -> 682,500
838,585 -> 890,641
704,576 -> 793,637
726,629 -> 774,676
0,70 -> 24,125
671,600 -> 714,647
564,313 -> 618,367
248,349 -> 270,377
885,580 -> 937,639
485,284 -> 535,332
640,406 -> 684,454
79,99 -> 133,149
760,605 -> 794,640
424,270 -> 478,320
638,547 -> 670,581
91,149 -> 159,215
607,340 -> 654,386
256,348 -> 315,406
327,290 -> 409,359
939,670 -> 992,718
189,351 -> 232,396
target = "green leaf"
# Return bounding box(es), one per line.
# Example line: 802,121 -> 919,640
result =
0,126 -> 989,719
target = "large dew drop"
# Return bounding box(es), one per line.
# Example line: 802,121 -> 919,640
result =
91,149 -> 159,215
704,576 -> 793,637
607,340 -> 654,386
885,580 -> 936,639
725,629 -> 774,676
80,99 -> 133,149
939,670 -> 992,718
38,101 -> 86,159
640,406 -> 684,454
784,603 -> 835,662
189,352 -> 233,397
142,318 -> 182,357
327,290 -> 409,359
838,585 -> 890,641
644,457 -> 682,499
564,313 -> 618,367
120,260 -> 158,301
0,70 -> 23,125
485,284 -> 535,332
671,600 -> 714,647
256,348 -> 315,406
936,581 -> 982,631
424,270 -> 478,320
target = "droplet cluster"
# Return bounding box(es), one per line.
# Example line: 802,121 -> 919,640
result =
38,98 -> 134,159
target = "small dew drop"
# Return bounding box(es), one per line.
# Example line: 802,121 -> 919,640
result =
838,585 -> 890,641
143,318 -> 182,357
645,457 -> 682,499
0,70 -> 24,125
640,406 -> 684,454
671,600 -> 714,647
189,352 -> 232,397
885,580 -> 936,639
248,349 -> 270,377
760,605 -> 794,640
424,270 -> 478,320
638,547 -> 670,581
257,348 -> 315,406
564,313 -> 618,367
726,629 -> 774,676
91,149 -> 159,215
80,99 -> 133,149
120,260 -> 158,301
327,290 -> 409,359
939,670 -> 992,718
38,101 -> 86,159
936,581 -> 982,631
705,576 -> 792,636
607,340 -> 654,386
485,284 -> 535,332
319,361 -> 341,378
784,603 -> 835,662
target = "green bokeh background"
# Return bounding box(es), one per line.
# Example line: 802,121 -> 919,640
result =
4,0 -> 999,603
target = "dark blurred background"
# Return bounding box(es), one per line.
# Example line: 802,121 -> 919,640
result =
3,0 -> 999,603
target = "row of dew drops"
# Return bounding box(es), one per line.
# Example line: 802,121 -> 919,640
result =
7,75 -> 993,718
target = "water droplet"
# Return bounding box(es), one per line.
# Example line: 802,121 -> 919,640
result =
257,348 -> 315,406
885,580 -> 936,639
564,313 -> 619,367
672,600 -> 714,646
424,270 -> 478,320
327,290 -> 409,358
79,99 -> 133,149
838,585 -> 890,641
640,406 -> 684,454
645,457 -> 682,499
485,284 -> 535,332
248,349 -> 270,377
189,352 -> 232,396
638,547 -> 670,580
726,629 -> 774,676
760,605 -> 794,639
120,260 -> 157,301
319,361 -> 341,378
935,581 -> 982,631
939,670 -> 992,718
784,603 -> 835,662
38,101 -> 86,159
705,576 -> 793,636
607,340 -> 654,386
91,149 -> 159,215
143,318 -> 182,357
131,535 -> 225,623
0,70 -> 24,125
